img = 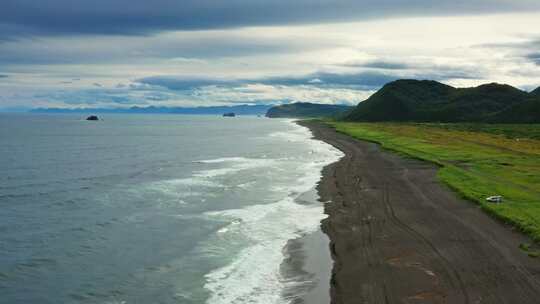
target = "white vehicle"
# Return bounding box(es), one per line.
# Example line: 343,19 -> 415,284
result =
486,195 -> 503,203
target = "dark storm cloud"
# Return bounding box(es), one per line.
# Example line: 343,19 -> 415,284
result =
138,71 -> 399,90
33,89 -> 137,105
341,61 -> 410,70
262,71 -> 399,88
0,32 -> 320,65
479,37 -> 540,49
477,37 -> 540,66
526,53 -> 540,65
138,68 -> 479,91
338,60 -> 486,79
139,76 -> 242,90
2,0 -> 540,38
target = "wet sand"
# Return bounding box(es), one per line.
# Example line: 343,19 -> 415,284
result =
301,121 -> 540,304
281,189 -> 332,304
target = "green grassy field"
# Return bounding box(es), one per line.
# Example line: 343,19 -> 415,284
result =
328,121 -> 540,241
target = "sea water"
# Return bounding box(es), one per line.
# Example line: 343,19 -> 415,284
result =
0,114 -> 342,304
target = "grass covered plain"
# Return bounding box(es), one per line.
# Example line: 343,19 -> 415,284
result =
327,121 -> 540,241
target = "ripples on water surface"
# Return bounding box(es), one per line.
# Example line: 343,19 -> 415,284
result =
0,114 -> 342,304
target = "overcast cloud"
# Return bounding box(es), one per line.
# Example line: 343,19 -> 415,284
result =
0,2 -> 539,110
2,0 -> 540,38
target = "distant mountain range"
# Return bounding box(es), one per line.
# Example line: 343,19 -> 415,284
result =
30,104 -> 272,115
344,80 -> 540,123
265,102 -> 353,118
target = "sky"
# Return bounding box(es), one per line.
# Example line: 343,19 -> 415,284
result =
1,0 -> 540,110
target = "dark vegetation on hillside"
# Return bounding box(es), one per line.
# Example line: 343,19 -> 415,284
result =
488,99 -> 540,124
345,80 -> 540,123
265,102 -> 353,118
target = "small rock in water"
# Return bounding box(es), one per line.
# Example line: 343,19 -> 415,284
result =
86,115 -> 99,121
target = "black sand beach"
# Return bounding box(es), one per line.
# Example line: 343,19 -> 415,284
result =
301,121 -> 540,303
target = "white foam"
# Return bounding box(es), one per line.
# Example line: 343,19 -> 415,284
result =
236,181 -> 256,189
141,155 -> 285,209
268,120 -> 318,143
216,227 -> 229,234
145,177 -> 218,199
203,121 -> 344,304
160,178 -> 220,188
204,197 -> 327,304
194,158 -> 277,178
196,157 -> 255,164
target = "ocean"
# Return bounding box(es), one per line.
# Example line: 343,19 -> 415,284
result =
0,114 -> 342,304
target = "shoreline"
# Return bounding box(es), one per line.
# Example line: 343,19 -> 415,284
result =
280,189 -> 333,304
281,229 -> 332,304
300,120 -> 540,303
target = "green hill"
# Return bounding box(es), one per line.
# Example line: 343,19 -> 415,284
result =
531,87 -> 540,96
488,98 -> 540,123
265,102 -> 353,118
345,79 -> 537,123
